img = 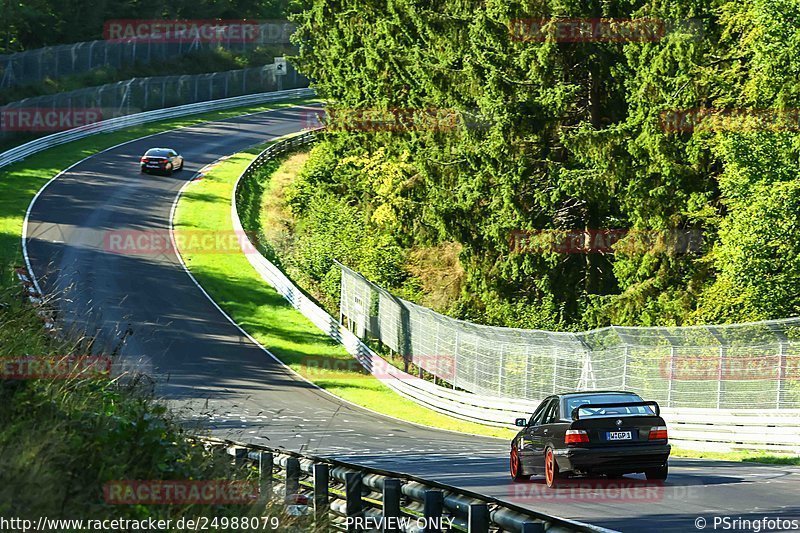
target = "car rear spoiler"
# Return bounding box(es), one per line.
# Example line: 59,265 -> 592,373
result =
571,401 -> 660,421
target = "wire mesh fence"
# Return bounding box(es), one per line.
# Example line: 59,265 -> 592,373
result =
0,61 -> 307,143
339,263 -> 800,409
0,22 -> 296,89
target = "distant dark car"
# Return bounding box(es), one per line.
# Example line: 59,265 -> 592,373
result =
140,148 -> 183,175
510,391 -> 670,487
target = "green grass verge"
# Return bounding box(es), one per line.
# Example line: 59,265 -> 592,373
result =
0,97 -> 318,287
671,447 -> 800,465
173,142 -> 517,440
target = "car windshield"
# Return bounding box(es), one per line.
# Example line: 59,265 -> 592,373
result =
145,149 -> 170,157
565,394 -> 654,418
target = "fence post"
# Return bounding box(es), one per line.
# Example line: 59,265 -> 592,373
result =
452,331 -> 459,389
498,344 -> 505,395
716,345 -> 725,409
522,344 -> 530,399
226,445 -> 246,466
777,342 -> 786,409
312,463 -> 329,524
622,345 -> 629,390
382,479 -> 401,532
258,451 -> 274,503
285,457 -> 301,503
423,490 -> 444,533
467,503 -> 489,533
667,346 -> 675,408
345,472 -> 363,531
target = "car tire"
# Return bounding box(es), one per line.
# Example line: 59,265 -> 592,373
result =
510,445 -> 531,481
645,464 -> 668,481
178,160 -> 184,171
165,164 -> 173,176
606,473 -> 625,479
544,447 -> 561,488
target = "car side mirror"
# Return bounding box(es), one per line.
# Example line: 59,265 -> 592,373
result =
514,418 -> 528,427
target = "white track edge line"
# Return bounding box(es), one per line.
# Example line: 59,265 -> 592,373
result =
21,103 -> 313,296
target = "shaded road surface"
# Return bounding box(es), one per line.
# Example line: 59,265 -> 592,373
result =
25,106 -> 800,531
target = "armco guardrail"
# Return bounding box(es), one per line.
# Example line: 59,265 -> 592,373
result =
232,132 -> 800,454
0,87 -> 314,170
202,437 -> 616,533
0,61 -> 308,144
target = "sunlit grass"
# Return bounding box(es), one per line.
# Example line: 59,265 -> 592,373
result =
671,447 -> 800,465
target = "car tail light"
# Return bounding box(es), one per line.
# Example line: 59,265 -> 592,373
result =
140,157 -> 148,162
565,429 -> 589,444
649,426 -> 668,440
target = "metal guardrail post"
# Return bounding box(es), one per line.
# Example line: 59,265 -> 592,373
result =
285,457 -> 301,503
383,478 -> 402,532
313,463 -> 329,522
258,451 -> 274,502
521,522 -> 545,533
227,445 -> 247,466
467,503 -> 489,533
423,490 -> 444,532
345,472 -> 364,531
201,437 -> 617,533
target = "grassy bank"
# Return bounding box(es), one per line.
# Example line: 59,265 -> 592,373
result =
0,284 -> 286,525
173,140 -> 516,440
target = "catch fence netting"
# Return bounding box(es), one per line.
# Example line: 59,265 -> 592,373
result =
340,264 -> 800,409
0,62 -> 307,143
0,22 -> 295,88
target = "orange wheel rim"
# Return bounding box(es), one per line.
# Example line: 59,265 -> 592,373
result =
545,450 -> 554,484
510,448 -> 518,477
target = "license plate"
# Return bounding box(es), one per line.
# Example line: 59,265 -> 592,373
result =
146,163 -> 160,167
606,431 -> 632,441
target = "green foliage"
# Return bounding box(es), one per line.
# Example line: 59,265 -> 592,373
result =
0,287 -> 260,522
289,0 -> 800,328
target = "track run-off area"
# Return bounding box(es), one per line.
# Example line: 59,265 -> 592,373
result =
22,105 -> 800,532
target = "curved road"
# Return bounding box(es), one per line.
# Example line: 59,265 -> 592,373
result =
25,105 -> 800,532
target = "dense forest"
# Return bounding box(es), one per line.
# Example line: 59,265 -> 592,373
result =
289,0 -> 800,330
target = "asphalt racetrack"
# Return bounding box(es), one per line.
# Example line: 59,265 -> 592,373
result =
24,105 -> 800,532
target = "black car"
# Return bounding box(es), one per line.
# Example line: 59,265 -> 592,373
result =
510,391 -> 670,487
140,148 -> 184,175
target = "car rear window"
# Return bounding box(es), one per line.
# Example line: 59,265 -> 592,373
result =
565,394 -> 654,418
145,149 -> 170,157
